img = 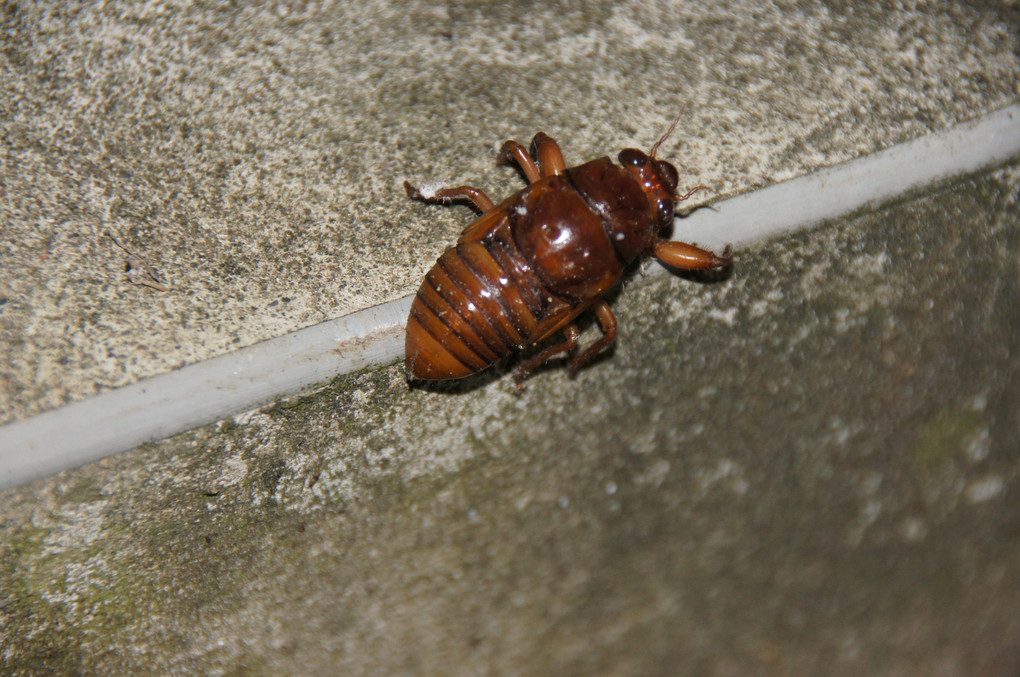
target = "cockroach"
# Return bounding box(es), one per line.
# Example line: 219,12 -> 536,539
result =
403,120 -> 732,386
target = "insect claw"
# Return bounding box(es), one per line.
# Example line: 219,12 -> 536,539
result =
717,244 -> 733,267
496,140 -> 518,165
403,180 -> 420,199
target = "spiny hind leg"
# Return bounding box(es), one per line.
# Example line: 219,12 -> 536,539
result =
403,180 -> 495,213
514,324 -> 580,388
499,132 -> 566,183
569,299 -> 617,374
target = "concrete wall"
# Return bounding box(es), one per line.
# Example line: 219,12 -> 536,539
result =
1,1 -> 1018,673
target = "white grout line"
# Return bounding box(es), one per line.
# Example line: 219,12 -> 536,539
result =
671,104 -> 1020,252
1,104 -> 1018,491
0,300 -> 410,491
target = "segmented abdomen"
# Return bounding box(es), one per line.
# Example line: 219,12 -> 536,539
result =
406,223 -> 551,380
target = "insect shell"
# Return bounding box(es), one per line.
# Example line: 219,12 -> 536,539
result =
403,123 -> 732,387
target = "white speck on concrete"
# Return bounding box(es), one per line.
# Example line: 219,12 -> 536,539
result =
850,251 -> 890,276
706,307 -> 738,326
965,475 -> 1004,504
964,425 -> 990,464
218,452 -> 249,487
899,516 -> 928,542
696,458 -> 747,495
43,501 -> 109,554
635,459 -> 671,488
860,471 -> 883,496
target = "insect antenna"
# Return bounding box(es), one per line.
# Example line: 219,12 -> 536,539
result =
649,105 -> 686,158
677,185 -> 714,202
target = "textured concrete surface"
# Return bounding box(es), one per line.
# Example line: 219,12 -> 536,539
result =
3,1 -> 1019,673
2,0 -> 1018,423
1,162 -> 1017,674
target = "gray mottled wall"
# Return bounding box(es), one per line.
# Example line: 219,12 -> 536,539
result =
2,163 -> 1019,675
2,0 -> 1016,423
1,0 -> 1019,674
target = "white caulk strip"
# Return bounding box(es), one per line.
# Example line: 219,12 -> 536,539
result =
1,104 -> 1018,491
0,297 -> 410,491
670,104 -> 1020,253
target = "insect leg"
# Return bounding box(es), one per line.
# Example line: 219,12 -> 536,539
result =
653,241 -> 733,270
513,324 -> 580,387
403,180 -> 495,212
568,299 -> 618,374
498,140 -> 542,184
529,133 -> 566,177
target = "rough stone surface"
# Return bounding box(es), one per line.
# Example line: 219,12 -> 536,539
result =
2,0 -> 1018,423
1,163 -> 1017,675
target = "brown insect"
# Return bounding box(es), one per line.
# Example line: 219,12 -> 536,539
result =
403,121 -> 732,386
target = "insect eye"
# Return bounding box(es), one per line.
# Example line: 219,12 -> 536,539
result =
618,148 -> 646,167
657,161 -> 679,192
656,199 -> 674,226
